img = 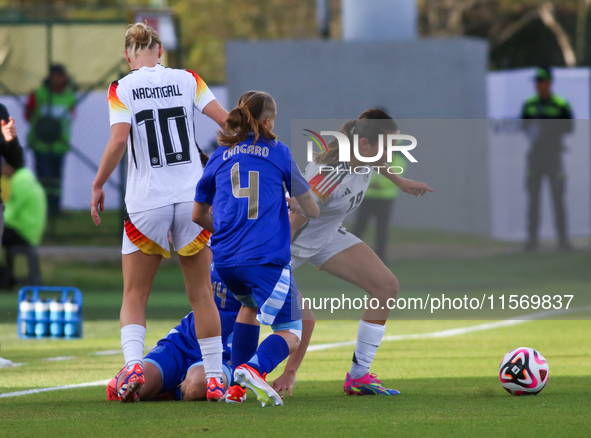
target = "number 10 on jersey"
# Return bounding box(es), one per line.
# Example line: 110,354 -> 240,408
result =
135,106 -> 192,167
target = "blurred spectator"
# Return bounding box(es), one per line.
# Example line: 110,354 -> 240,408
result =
0,159 -> 47,288
353,154 -> 406,263
26,64 -> 76,217
521,67 -> 573,251
0,103 -> 24,236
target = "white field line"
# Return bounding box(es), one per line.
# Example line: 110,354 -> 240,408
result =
0,379 -> 111,398
2,307 -> 589,398
10,347 -> 145,367
42,356 -> 77,361
93,350 -> 122,356
307,306 -> 591,352
93,347 -> 152,356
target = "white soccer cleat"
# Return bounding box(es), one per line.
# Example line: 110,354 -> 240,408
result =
233,364 -> 283,407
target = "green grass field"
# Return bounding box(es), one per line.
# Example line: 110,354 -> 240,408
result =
1,230 -> 590,437
41,210 -> 123,246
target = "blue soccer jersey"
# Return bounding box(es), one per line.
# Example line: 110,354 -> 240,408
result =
291,156 -> 310,197
195,133 -> 295,268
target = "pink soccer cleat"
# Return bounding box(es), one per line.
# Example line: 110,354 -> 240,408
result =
344,372 -> 400,396
107,367 -> 127,401
117,363 -> 145,403
206,377 -> 226,402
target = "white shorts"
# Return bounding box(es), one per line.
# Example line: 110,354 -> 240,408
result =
291,226 -> 362,270
122,202 -> 210,259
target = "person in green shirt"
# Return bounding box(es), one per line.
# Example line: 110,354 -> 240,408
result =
1,160 -> 47,248
353,154 -> 405,263
521,67 -> 573,251
25,64 -> 76,217
0,158 -> 47,288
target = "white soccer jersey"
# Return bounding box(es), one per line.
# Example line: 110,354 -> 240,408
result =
291,160 -> 372,259
108,64 -> 216,214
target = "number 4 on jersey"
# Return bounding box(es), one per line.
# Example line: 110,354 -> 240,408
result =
231,162 -> 259,220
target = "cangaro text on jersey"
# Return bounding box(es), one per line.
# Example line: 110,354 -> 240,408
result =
132,85 -> 182,100
222,143 -> 270,160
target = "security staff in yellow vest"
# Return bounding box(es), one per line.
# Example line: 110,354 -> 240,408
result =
353,154 -> 405,263
521,67 -> 573,251
25,64 -> 76,217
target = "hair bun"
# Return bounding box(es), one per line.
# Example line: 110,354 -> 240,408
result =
125,22 -> 162,57
129,23 -> 151,45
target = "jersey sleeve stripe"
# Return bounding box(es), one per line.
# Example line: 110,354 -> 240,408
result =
177,229 -> 212,256
316,169 -> 341,192
108,81 -> 131,115
186,69 -> 209,106
309,168 -> 345,203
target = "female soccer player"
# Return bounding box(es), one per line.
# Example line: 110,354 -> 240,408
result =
193,90 -> 318,406
107,264 -> 237,402
91,22 -> 228,403
290,109 -> 433,396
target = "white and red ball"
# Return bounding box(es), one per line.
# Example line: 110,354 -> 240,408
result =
499,347 -> 550,396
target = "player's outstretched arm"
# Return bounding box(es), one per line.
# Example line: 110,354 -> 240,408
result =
203,100 -> 229,129
192,201 -> 215,233
91,123 -> 130,226
272,292 -> 315,398
379,164 -> 434,197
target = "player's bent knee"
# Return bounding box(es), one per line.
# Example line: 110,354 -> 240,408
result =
371,274 -> 399,301
182,385 -> 206,401
181,365 -> 207,401
182,383 -> 206,401
390,276 -> 400,298
181,378 -> 207,401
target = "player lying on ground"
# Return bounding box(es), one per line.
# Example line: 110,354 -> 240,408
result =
193,91 -> 319,406
290,109 -> 433,396
107,264 -> 237,401
91,22 -> 228,403
106,264 -> 316,402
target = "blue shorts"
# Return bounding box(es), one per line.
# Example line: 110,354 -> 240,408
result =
144,339 -> 232,393
216,264 -> 302,327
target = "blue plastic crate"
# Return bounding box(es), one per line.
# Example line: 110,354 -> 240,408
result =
17,287 -> 83,340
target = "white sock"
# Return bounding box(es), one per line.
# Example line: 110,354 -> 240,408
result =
121,324 -> 146,369
349,320 -> 386,379
198,336 -> 223,381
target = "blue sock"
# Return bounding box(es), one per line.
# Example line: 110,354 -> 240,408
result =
231,322 -> 260,376
246,334 -> 290,376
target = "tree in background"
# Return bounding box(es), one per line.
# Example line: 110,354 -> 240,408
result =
0,0 -> 587,80
418,0 -> 583,68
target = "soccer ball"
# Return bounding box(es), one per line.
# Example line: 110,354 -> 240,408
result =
499,347 -> 550,396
